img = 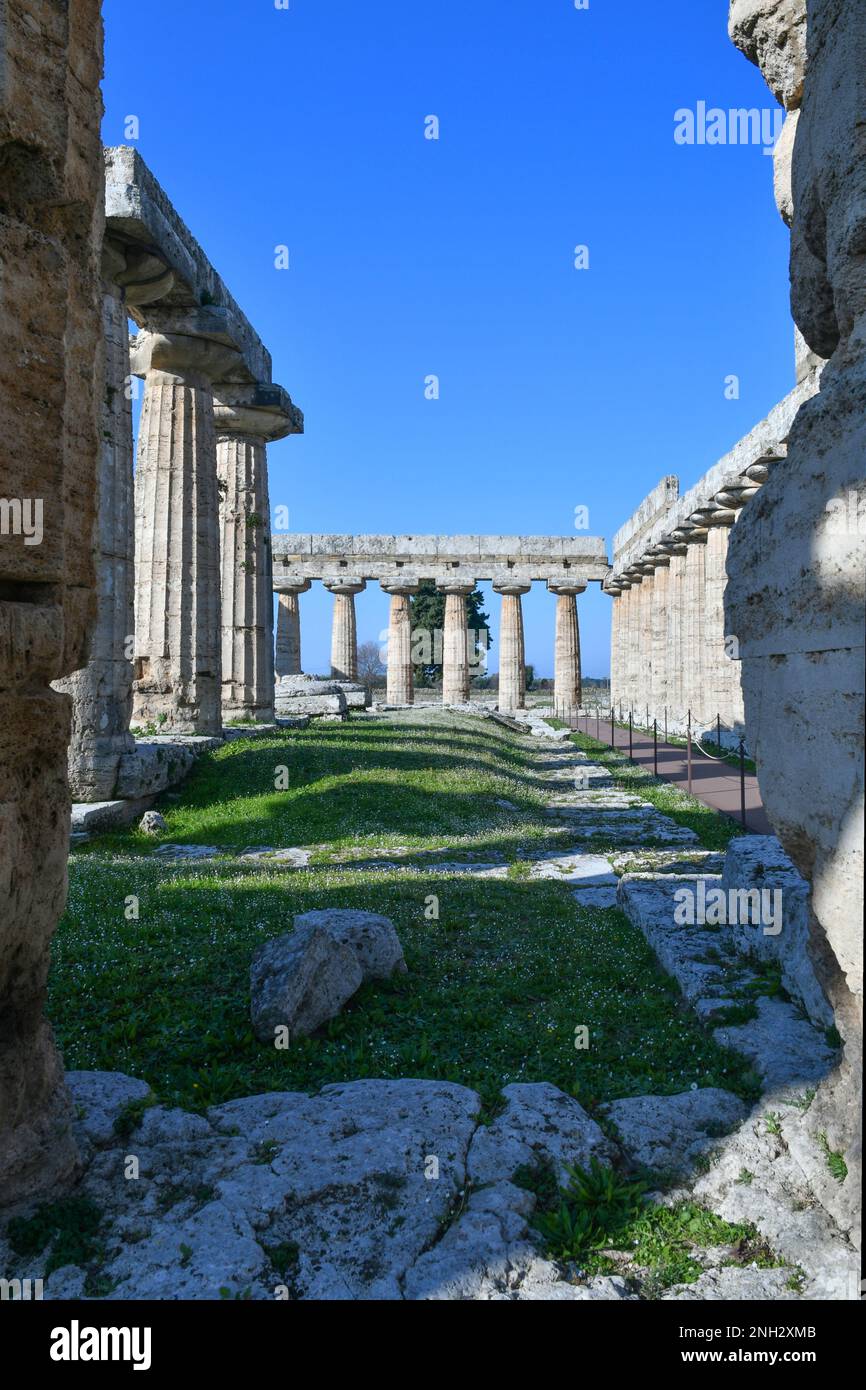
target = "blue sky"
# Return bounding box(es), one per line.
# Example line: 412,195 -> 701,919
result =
103,0 -> 792,678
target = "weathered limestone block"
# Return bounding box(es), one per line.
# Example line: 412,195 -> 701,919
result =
727,0 -> 865,1242
131,329 -> 237,735
249,928 -> 363,1042
114,740 -> 198,799
292,910 -> 407,982
721,836 -> 833,1027
728,0 -> 807,108
0,0 -> 104,1203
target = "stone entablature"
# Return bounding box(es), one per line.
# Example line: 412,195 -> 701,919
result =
272,535 -> 609,586
606,377 -> 819,587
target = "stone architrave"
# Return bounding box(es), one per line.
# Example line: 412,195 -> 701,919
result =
131,328 -> 240,735
438,581 -> 475,705
275,579 -> 311,677
214,385 -> 301,723
493,580 -> 531,713
380,579 -> 420,705
325,579 -> 366,681
548,580 -> 585,724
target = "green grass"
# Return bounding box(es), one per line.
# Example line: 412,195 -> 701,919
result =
516,1159 -> 783,1290
56,713 -> 756,1114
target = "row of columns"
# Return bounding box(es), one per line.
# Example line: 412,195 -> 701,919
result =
608,471 -> 775,733
276,576 -> 585,721
58,251 -> 300,799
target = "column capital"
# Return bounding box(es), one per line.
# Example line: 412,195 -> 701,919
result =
130,327 -> 243,383
275,576 -> 312,596
213,383 -> 303,443
323,577 -> 366,596
380,577 -> 421,596
102,232 -> 175,306
492,579 -> 531,596
547,577 -> 587,596
436,579 -> 475,596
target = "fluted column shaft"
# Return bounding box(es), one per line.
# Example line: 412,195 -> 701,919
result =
388,593 -> 413,704
650,564 -> 670,722
683,538 -> 707,723
666,551 -> 687,719
440,584 -> 474,705
327,581 -> 365,681
275,582 -> 310,677
133,368 -> 221,732
495,584 -> 530,712
550,584 -> 583,724
55,281 -> 135,797
216,431 -> 274,721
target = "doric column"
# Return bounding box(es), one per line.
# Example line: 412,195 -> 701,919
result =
131,329 -> 239,735
625,571 -> 643,713
275,578 -> 311,677
438,581 -> 475,705
54,239 -> 175,799
648,557 -> 670,723
493,580 -> 531,712
682,529 -> 708,722
214,385 -> 301,723
548,580 -> 585,724
704,506 -> 742,734
381,580 -> 420,705
664,539 -> 688,723
325,579 -> 365,680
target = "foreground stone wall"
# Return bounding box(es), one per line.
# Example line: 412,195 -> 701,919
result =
0,0 -> 104,1202
726,0 -> 864,1243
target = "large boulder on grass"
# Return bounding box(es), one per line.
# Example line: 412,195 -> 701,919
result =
293,909 -> 407,982
250,928 -> 363,1043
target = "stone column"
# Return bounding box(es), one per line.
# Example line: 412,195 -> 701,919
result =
213,386 -> 300,723
682,531 -> 708,723
494,581 -> 531,712
614,581 -> 631,713
549,581 -> 585,724
131,330 -> 239,735
439,582 -> 474,705
325,579 -> 365,681
664,540 -> 688,726
648,556 -> 670,724
0,0 -> 104,1204
625,573 -> 643,714
381,580 -> 420,705
275,579 -> 311,677
54,240 -> 176,799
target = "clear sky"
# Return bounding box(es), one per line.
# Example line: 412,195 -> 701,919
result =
103,0 -> 793,679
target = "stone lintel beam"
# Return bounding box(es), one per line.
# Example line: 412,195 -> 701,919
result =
105,145 -> 272,384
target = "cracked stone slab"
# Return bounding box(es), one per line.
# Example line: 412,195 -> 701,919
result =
237,847 -> 313,867
468,1082 -> 615,1187
601,1089 -> 750,1176
152,843 -> 221,860
529,851 -> 617,887
712,997 -> 836,1097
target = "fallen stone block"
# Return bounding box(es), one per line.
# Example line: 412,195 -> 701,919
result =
292,909 -> 407,982
250,927 -> 363,1042
115,740 -> 198,798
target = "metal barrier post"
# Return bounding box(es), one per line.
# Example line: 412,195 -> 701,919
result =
687,710 -> 693,794
716,712 -> 721,753
739,739 -> 747,828
653,719 -> 658,777
628,710 -> 633,761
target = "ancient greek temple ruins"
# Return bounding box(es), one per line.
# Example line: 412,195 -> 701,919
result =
272,535 -> 609,715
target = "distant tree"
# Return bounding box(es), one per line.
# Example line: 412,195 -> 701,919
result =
409,581 -> 492,686
356,639 -> 386,695
524,664 -> 535,691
